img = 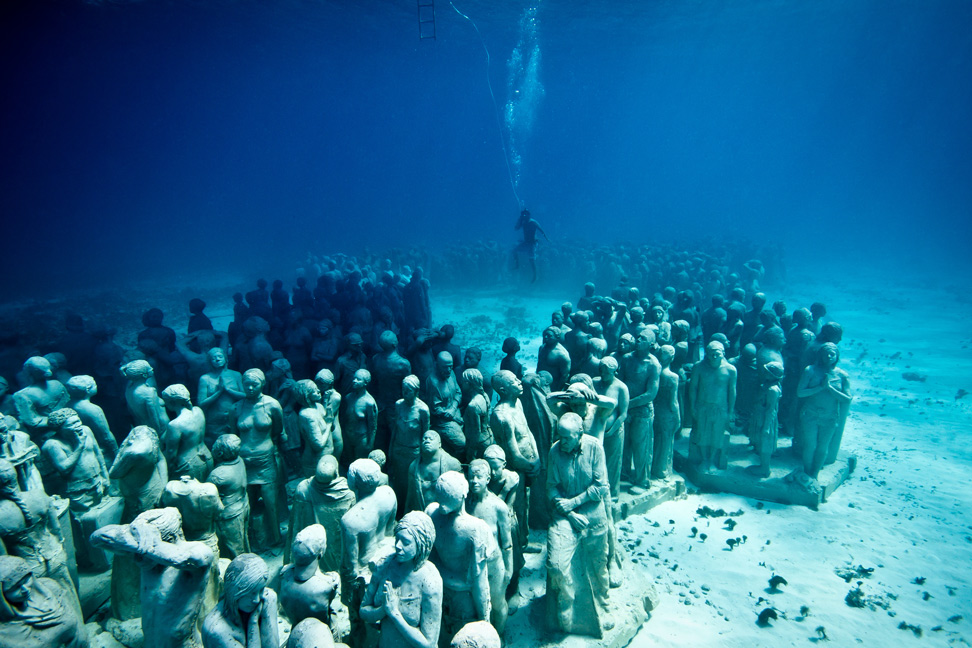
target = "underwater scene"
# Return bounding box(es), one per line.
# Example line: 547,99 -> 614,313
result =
1,1 -> 970,647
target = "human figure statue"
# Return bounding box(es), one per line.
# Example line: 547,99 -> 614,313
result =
122,359 -> 170,435
288,455 -> 355,574
294,379 -> 334,478
280,524 -> 349,644
0,458 -> 79,613
406,430 -> 461,513
235,317 -> 275,375
426,352 -> 464,459
0,416 -> 44,493
312,320 -> 341,376
518,372 -> 556,531
207,434 -> 250,559
286,619 -> 334,648
651,345 -> 681,481
12,356 -> 69,442
340,458 -> 398,629
107,425 -> 168,619
390,375 -> 429,505
689,341 -> 737,471
201,553 -> 278,648
536,327 -> 571,392
797,343 -> 852,482
461,369 -> 492,463
160,384 -> 212,481
162,476 -> 223,620
426,471 -> 491,643
546,412 -> 613,636
512,209 -> 549,283
65,375 -> 118,464
315,369 -> 345,463
499,338 -> 523,380
198,348 -> 245,447
40,408 -> 109,514
593,357 -> 629,499
232,369 -> 284,547
0,555 -> 88,648
746,361 -> 783,478
360,510 -> 442,648
465,459 -> 513,635
618,329 -> 661,493
482,444 -> 524,599
403,267 -> 432,340
755,326 -> 785,373
370,330 -> 412,452
343,369 -> 378,462
335,334 -> 368,397
187,298 -> 214,334
450,621 -> 501,648
92,507 -> 216,648
456,348 -> 490,411
489,371 -> 540,482
730,343 -> 759,433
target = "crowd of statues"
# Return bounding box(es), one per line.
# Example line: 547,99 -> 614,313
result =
0,244 -> 852,648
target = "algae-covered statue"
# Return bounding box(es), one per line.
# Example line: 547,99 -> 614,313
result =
426,470 -> 491,643
651,345 -> 681,481
689,341 -> 737,472
280,524 -> 349,644
288,455 -> 355,574
546,412 -> 613,636
406,430 -> 461,513
197,348 -> 245,447
161,384 -> 212,481
65,375 -> 118,464
450,620 -> 501,648
797,343 -> 851,481
618,329 -> 661,493
390,375 -> 429,504
41,408 -> 110,513
207,434 -> 250,558
12,356 -> 69,442
747,361 -> 783,478
426,352 -> 464,459
91,507 -> 216,648
343,369 -> 378,461
593,357 -> 628,499
122,360 -> 169,435
537,327 -> 571,392
461,368 -> 493,462
360,510 -> 442,648
0,555 -> 88,648
465,459 -> 512,635
294,379 -> 334,478
201,553 -> 278,648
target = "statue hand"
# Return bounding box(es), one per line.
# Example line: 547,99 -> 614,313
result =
382,581 -> 400,617
567,511 -> 589,532
553,498 -> 573,515
130,518 -> 161,554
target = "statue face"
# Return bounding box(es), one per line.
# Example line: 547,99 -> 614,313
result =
27,359 -> 53,381
237,586 -> 262,614
542,328 -> 557,346
242,376 -> 263,398
4,574 -> 32,604
394,531 -> 418,564
402,381 -> 418,400
485,456 -> 504,477
635,334 -> 652,354
208,349 -> 227,369
351,373 -> 368,390
292,538 -> 317,565
463,352 -> 480,369
468,465 -> 489,495
63,414 -> 84,436
599,361 -> 617,380
435,355 -> 453,379
705,344 -> 725,367
307,384 -> 322,404
501,376 -> 523,399
557,420 -> 583,453
551,312 -> 564,327
421,432 -> 440,454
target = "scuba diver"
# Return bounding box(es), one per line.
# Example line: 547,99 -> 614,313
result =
512,209 -> 549,283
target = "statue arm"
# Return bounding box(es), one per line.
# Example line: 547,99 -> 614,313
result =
42,440 -> 83,478
498,504 -> 513,577
471,540 -> 491,622
160,425 -> 179,466
197,377 -> 221,408
608,386 -> 629,436
366,400 -> 378,451
13,392 -> 45,430
257,588 -> 279,648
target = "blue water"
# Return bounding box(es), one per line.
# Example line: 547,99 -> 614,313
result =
2,0 -> 971,297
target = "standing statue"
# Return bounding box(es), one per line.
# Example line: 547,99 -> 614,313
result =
0,416 -> 44,493
91,507 -> 216,648
280,524 -> 349,644
489,371 -> 540,485
288,455 -> 355,574
461,369 -> 493,462
746,361 -> 783,478
406,430 -> 461,513
593,357 -> 629,498
162,476 -> 223,618
360,511 -> 443,648
122,360 -> 170,435
797,343 -> 851,482
426,352 -> 464,459
197,348 -> 245,447
343,369 -> 378,461
340,459 -> 397,609
294,380 -> 334,478
389,375 -> 429,506
65,375 -> 118,464
12,357 -> 69,442
232,369 -> 284,547
201,553 -> 278,648
689,341 -> 737,471
0,555 -> 88,648
369,331 -> 412,452
314,369 -> 345,464
618,330 -> 661,494
207,434 -> 250,558
546,412 -> 613,636
160,385 -> 212,481
465,459 -> 513,635
651,345 -> 681,481
40,408 -> 110,514
426,471 -> 491,644
536,327 -> 571,393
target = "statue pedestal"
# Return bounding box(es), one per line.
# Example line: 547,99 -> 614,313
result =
673,432 -> 856,510
616,475 -> 687,518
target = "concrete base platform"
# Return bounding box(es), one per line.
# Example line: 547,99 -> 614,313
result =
616,475 -> 687,518
673,433 -> 856,510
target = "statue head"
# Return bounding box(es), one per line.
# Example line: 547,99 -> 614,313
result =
542,326 -> 562,346
189,298 -> 206,315
461,368 -> 484,394
762,326 -> 785,349
134,507 -> 184,543
752,292 -> 767,310
462,347 -> 482,370
22,356 -> 53,382
394,511 -> 436,567
271,358 -> 292,379
346,333 -> 364,352
819,322 -> 843,344
491,370 -> 522,400
817,342 -> 840,368
161,384 -> 191,408
598,355 -> 619,380
141,308 -> 164,327
206,347 -> 227,369
292,524 -> 327,565
705,341 -> 726,367
347,458 -> 382,497
434,352 -> 453,379
810,302 -> 827,320
242,369 -> 266,398
762,361 -> 784,383
65,374 -> 97,398
435,470 -> 468,514
288,619 -> 335,648
368,449 -> 386,469
402,374 -> 421,400
351,369 -> 371,390
556,412 -> 584,453
0,555 -> 34,607
657,344 -> 676,368
314,368 -> 335,392
551,311 -> 564,327
421,430 -> 441,455
635,329 -> 656,354
295,380 -> 321,408
378,330 -> 398,351
451,620 -> 502,648
501,337 -> 520,355
213,434 -> 242,464
224,554 -> 269,622
47,408 -> 81,433
483,445 -> 506,476
122,359 -> 154,381
314,455 -> 340,484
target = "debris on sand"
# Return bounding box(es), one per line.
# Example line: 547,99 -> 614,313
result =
956,389 -> 969,400
757,608 -> 778,627
902,371 -> 927,382
768,575 -> 788,591
897,621 -> 922,637
835,565 -> 875,583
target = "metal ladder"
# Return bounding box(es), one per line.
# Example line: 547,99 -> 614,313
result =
417,0 -> 436,40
